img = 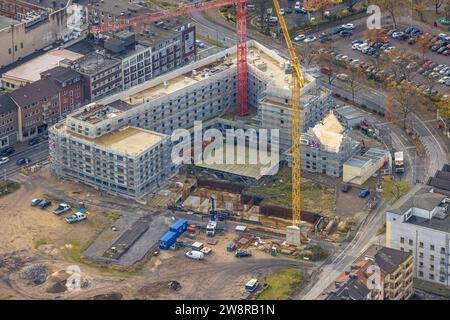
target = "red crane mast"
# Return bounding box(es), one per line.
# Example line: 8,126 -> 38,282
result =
89,0 -> 248,116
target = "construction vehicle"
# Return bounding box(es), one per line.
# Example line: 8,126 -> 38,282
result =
90,0 -> 248,117
206,197 -> 218,237
273,0 -> 305,241
394,151 -> 405,174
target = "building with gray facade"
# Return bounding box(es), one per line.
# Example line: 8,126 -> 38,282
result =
49,41 -> 328,199
386,186 -> 450,286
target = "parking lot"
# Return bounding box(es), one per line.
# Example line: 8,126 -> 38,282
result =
296,21 -> 450,96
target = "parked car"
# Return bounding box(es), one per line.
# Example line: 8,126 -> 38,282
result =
16,158 -> 31,166
235,249 -> 252,258
337,73 -> 349,81
31,198 -> 43,207
0,147 -> 14,157
38,199 -> 52,209
342,23 -> 355,30
28,137 -> 40,146
0,157 -> 9,165
227,242 -> 236,252
359,189 -> 370,198
320,67 -> 332,75
286,6 -> 293,14
53,203 -> 71,215
294,34 -> 306,42
342,184 -> 351,193
186,250 -> 204,260
304,35 -> 317,43
65,210 -> 87,224
340,30 -> 353,38
195,40 -> 206,48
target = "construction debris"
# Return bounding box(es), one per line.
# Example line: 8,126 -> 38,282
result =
20,263 -> 48,285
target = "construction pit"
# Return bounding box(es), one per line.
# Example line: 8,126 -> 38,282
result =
0,167 -> 319,300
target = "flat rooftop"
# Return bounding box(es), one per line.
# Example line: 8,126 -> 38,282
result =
2,49 -> 83,82
406,209 -> 450,233
336,105 -> 365,120
344,148 -> 388,168
92,126 -> 164,156
0,16 -> 19,29
124,46 -> 290,105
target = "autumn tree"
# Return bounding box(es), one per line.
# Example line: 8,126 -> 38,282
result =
437,97 -> 450,120
303,0 -> 333,19
381,177 -> 411,204
296,41 -> 330,68
385,82 -> 426,129
413,0 -> 426,21
363,28 -> 388,45
415,34 -> 433,60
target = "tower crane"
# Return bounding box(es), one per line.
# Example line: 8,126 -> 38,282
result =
89,0 -> 248,116
272,0 -> 305,241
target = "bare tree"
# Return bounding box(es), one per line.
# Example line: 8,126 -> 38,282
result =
430,0 -> 445,14
343,0 -> 360,12
383,49 -> 417,82
371,0 -> 406,27
316,50 -> 343,86
385,82 -> 426,129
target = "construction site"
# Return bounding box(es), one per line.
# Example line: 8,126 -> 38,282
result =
0,0 -> 396,301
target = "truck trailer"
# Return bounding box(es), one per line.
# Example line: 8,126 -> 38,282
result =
394,151 -> 405,173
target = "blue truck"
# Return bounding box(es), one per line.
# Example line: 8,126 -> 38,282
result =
170,219 -> 188,236
159,231 -> 178,250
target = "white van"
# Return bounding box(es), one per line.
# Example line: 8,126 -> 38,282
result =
246,4 -> 255,10
186,250 -> 205,260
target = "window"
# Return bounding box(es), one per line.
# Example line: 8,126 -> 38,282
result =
430,244 -> 435,251
419,242 -> 424,248
409,239 -> 413,246
419,271 -> 423,277
400,237 -> 405,244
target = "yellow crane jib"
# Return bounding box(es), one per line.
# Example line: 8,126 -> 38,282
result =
272,0 -> 304,228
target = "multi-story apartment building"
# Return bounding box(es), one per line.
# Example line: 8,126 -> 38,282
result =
49,41 -> 323,199
328,245 -> 414,300
282,113 -> 361,177
0,0 -> 69,68
67,23 -> 196,101
258,84 -> 333,150
386,186 -> 450,286
0,94 -> 19,148
41,66 -> 85,116
8,66 -> 84,140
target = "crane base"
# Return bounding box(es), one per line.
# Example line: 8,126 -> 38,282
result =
286,225 -> 301,246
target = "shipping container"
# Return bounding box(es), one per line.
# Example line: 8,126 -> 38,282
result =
170,219 -> 188,236
159,231 -> 178,250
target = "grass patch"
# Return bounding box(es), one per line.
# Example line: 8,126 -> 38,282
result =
34,238 -> 49,249
0,180 -> 20,197
247,167 -> 335,214
65,239 -> 84,263
145,0 -> 176,8
258,268 -> 309,300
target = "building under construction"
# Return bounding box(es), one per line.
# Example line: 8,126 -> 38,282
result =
49,41 -> 331,199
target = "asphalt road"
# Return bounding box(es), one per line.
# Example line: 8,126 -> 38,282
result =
0,140 -> 50,179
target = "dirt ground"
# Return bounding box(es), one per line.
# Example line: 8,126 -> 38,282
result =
0,167 -> 313,300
